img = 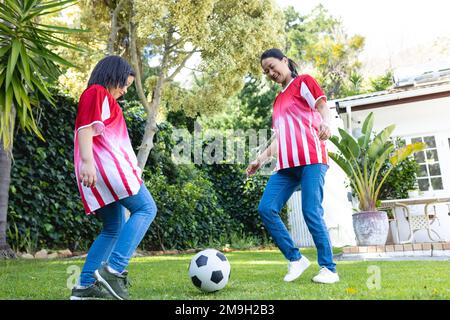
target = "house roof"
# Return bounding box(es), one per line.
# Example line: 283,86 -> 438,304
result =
330,79 -> 450,111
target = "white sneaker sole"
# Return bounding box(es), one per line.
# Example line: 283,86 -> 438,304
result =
312,277 -> 340,284
69,296 -> 106,300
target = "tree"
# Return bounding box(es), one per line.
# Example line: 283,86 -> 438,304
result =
0,0 -> 82,258
210,5 -> 368,133
56,0 -> 285,169
52,0 -> 133,98
284,5 -> 365,99
129,0 -> 285,168
368,70 -> 394,92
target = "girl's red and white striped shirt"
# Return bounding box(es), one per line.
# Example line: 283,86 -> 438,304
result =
272,74 -> 329,171
74,84 -> 142,215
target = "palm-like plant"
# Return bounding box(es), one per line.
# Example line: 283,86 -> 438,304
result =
328,112 -> 426,212
0,0 -> 83,258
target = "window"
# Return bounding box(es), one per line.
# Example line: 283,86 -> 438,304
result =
411,136 -> 443,191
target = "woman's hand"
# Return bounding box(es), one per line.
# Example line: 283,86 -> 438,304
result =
246,158 -> 262,177
318,122 -> 331,140
79,160 -> 97,188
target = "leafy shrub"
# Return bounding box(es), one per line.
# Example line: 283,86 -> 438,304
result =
7,90 -> 101,252
7,92 -> 253,252
203,164 -> 267,237
140,165 -> 239,250
377,138 -> 420,200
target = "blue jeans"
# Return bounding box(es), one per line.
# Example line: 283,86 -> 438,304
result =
258,164 -> 336,272
79,184 -> 157,286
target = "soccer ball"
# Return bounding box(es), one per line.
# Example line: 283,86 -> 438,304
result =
188,248 -> 231,292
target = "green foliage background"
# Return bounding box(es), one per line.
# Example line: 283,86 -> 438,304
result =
7,91 -> 270,252
4,4 -> 414,253
6,83 -> 415,253
7,90 -> 99,253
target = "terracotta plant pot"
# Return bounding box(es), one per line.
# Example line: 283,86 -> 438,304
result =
352,211 -> 389,246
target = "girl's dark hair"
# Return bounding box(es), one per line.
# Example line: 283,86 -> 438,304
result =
260,48 -> 298,78
87,55 -> 136,89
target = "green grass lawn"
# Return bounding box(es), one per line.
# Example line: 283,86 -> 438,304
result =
1,248 -> 449,300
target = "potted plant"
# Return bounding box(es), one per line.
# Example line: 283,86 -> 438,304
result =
328,112 -> 426,246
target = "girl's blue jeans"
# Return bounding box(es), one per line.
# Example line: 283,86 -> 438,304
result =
258,164 -> 336,272
79,184 -> 157,286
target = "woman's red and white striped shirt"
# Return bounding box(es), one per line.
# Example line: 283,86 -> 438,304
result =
272,74 -> 329,171
74,85 -> 142,215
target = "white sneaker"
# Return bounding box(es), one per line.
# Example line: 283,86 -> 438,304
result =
283,256 -> 311,282
312,267 -> 340,284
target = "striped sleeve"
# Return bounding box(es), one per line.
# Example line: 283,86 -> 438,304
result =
300,75 -> 327,110
75,85 -> 110,136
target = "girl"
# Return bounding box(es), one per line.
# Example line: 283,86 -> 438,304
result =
246,48 -> 339,284
70,56 -> 157,300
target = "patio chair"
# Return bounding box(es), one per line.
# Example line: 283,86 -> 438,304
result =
393,203 -> 444,244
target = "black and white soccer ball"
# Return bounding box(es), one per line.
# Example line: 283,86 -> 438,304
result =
188,248 -> 231,292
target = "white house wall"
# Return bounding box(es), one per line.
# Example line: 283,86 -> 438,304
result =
348,96 -> 450,137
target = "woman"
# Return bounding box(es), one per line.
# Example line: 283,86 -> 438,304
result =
246,48 -> 339,284
70,56 -> 157,300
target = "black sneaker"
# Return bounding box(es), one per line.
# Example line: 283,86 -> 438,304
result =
69,281 -> 115,300
94,264 -> 131,300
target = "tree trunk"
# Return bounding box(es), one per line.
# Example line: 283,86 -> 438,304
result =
129,12 -> 169,169
107,0 -> 127,55
136,63 -> 167,167
135,48 -> 196,168
0,142 -> 16,259
129,10 -> 194,169
136,55 -> 166,168
137,108 -> 158,168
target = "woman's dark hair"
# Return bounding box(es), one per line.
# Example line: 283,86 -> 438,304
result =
87,55 -> 136,89
260,48 -> 298,78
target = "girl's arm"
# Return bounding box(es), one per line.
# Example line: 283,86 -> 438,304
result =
78,126 -> 97,188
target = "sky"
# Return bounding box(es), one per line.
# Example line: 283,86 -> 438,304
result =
276,0 -> 450,77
